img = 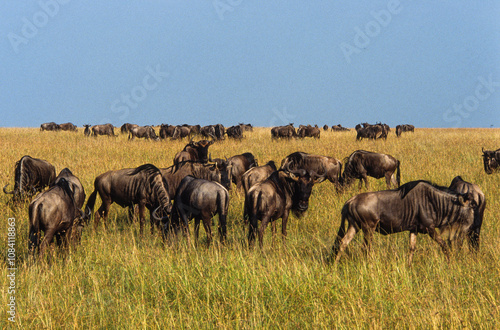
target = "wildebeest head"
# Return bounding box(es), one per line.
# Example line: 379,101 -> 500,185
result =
281,162 -> 325,214
482,147 -> 499,174
188,138 -> 215,163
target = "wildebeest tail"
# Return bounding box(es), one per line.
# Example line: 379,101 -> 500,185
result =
85,190 -> 98,221
396,160 -> 401,187
332,204 -> 349,256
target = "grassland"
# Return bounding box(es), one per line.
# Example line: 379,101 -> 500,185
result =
1,127 -> 499,329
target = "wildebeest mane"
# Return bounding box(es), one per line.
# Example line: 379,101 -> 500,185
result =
397,180 -> 458,199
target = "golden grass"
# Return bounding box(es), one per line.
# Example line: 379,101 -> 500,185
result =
1,127 -> 499,328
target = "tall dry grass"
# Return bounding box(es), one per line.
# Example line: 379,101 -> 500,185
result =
1,127 -> 499,328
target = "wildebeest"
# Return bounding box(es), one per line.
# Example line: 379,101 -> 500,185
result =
482,147 -> 500,174
159,124 -> 175,139
161,161 -> 232,198
128,125 -> 159,140
331,124 -> 350,132
40,122 -> 60,131
239,123 -> 253,132
28,168 -> 86,255
83,124 -> 91,136
281,152 -> 342,190
331,180 -> 477,265
448,176 -> 486,251
395,124 -> 415,137
340,150 -> 400,189
244,164 -> 325,247
3,155 -> 56,202
355,123 -> 389,140
224,152 -> 258,189
121,123 -> 139,134
172,125 -> 191,140
200,124 -> 225,140
241,161 -> 277,194
166,176 -> 229,246
59,122 -> 77,131
271,124 -> 297,139
323,124 -> 329,131
173,138 -> 215,166
226,125 -> 244,140
297,125 -> 321,139
85,164 -> 172,235
91,123 -> 117,137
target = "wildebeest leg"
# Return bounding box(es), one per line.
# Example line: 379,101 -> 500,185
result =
128,205 -> 136,223
334,225 -> 358,263
385,172 -> 393,189
39,227 -> 58,257
248,214 -> 258,247
281,211 -> 290,245
408,231 -> 418,266
138,203 -> 146,236
361,227 -> 374,256
218,214 -> 227,244
427,228 -> 450,260
95,201 -> 111,229
194,217 -> 201,246
29,226 -> 40,254
362,173 -> 369,190
202,217 -> 213,247
258,215 -> 272,248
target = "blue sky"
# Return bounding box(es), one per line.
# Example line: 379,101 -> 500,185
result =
1,1 -> 499,128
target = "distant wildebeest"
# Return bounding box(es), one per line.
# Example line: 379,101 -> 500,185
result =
244,164 -> 325,247
331,124 -> 350,132
281,152 -> 342,190
482,147 -> 500,174
161,161 -> 232,198
3,155 -> 56,202
172,126 -> 191,140
331,180 -> 477,266
226,125 -> 244,140
128,125 -> 159,140
40,122 -> 60,131
166,176 -> 229,246
323,124 -> 329,131
92,123 -> 117,137
297,125 -> 321,139
159,124 -> 175,139
241,161 -> 277,194
395,124 -> 415,137
355,123 -> 389,140
83,124 -> 91,136
239,123 -> 253,132
85,164 -> 172,235
340,150 -> 400,190
201,124 -> 225,140
173,138 -> 215,166
448,176 -> 485,251
59,122 -> 77,132
271,123 -> 297,139
121,123 -> 139,134
28,168 -> 86,256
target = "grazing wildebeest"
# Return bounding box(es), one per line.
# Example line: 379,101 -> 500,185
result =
396,124 -> 415,137
297,125 -> 321,139
331,180 -> 476,266
331,124 -> 350,132
166,176 -> 229,246
85,164 -> 172,235
3,155 -> 56,202
281,152 -> 342,190
83,124 -> 91,136
448,176 -> 486,251
226,125 -> 244,140
91,123 -> 117,137
28,169 -> 86,255
355,123 -> 389,140
173,138 -> 215,166
271,124 -> 297,139
161,161 -> 232,197
128,125 -> 159,140
59,122 -> 77,131
241,161 -> 277,194
121,123 -> 139,134
244,164 -> 325,247
482,147 -> 500,174
340,150 -> 400,190
40,122 -> 60,131
172,126 -> 191,140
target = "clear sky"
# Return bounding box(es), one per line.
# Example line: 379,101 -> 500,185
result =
1,1 -> 499,128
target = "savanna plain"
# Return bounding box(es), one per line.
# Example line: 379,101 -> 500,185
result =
0,127 -> 499,329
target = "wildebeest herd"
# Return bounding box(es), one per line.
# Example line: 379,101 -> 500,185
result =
8,124 -> 497,265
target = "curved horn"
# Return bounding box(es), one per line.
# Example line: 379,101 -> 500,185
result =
3,184 -> 14,194
209,153 -> 213,162
152,206 -> 170,224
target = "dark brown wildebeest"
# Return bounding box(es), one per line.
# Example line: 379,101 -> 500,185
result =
200,125 -> 216,139
355,123 -> 389,140
223,152 -> 258,189
448,176 -> 485,251
166,176 -> 229,246
297,125 -> 321,139
4,155 -> 56,202
128,125 -> 159,140
92,123 -> 117,137
241,161 -> 277,194
40,122 -> 61,131
60,122 -> 77,131
482,147 -> 500,174
395,124 -> 415,137
239,123 -> 253,132
281,152 -> 342,190
121,123 -> 139,134
161,161 -> 232,198
331,180 -> 476,266
226,125 -> 244,140
244,164 -> 325,247
173,138 -> 215,166
159,124 -> 175,139
83,124 -> 91,136
28,168 -> 86,256
172,126 -> 191,140
331,124 -> 350,132
85,164 -> 172,235
323,124 -> 329,131
271,124 -> 297,139
340,150 -> 400,190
